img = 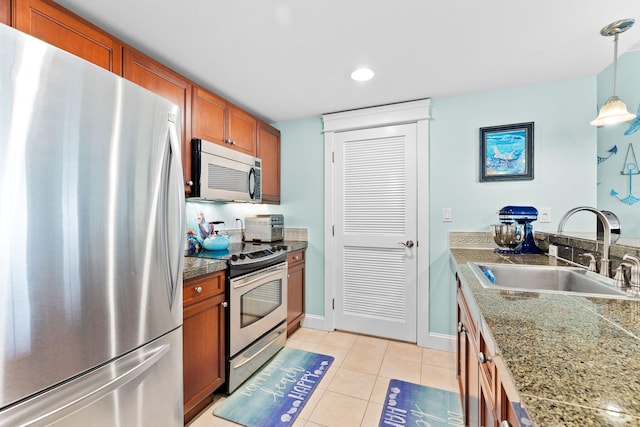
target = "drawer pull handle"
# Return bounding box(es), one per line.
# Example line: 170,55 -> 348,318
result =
478,352 -> 492,364
195,286 -> 203,294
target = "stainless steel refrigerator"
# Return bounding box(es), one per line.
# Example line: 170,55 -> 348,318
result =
0,23 -> 185,426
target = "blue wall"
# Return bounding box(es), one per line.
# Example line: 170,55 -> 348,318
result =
273,76 -> 597,338
597,51 -> 640,235
188,76 -> 600,339
428,77 -> 596,334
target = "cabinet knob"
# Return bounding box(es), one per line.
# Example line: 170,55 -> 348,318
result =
194,286 -> 203,294
221,301 -> 228,308
225,139 -> 236,146
185,180 -> 193,186
478,352 -> 492,364
293,255 -> 300,260
457,322 -> 465,333
500,421 -> 512,427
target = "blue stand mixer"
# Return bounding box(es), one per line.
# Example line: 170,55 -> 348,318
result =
492,206 -> 542,254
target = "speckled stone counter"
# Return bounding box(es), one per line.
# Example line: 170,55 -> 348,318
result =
451,248 -> 640,426
183,241 -> 308,281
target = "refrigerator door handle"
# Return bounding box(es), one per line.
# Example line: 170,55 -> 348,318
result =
1,342 -> 171,426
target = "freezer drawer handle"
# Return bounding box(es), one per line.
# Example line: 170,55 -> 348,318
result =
10,343 -> 171,426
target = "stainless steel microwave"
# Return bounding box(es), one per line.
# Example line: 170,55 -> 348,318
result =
190,138 -> 262,203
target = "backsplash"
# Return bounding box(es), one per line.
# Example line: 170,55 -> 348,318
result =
184,201 -> 307,247
449,231 -> 640,277
535,232 -> 640,274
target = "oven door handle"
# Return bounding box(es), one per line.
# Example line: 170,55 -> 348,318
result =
231,264 -> 287,289
232,326 -> 287,369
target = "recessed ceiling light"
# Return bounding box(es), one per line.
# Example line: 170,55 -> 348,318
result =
350,67 -> 375,82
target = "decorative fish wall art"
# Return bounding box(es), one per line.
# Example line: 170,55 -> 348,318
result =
598,145 -> 617,164
624,104 -> 640,136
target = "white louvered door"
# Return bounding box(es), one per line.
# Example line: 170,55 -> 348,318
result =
334,124 -> 417,341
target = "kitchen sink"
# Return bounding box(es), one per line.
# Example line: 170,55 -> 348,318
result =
468,262 -> 639,299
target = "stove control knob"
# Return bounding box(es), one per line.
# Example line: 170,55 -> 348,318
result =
271,246 -> 277,252
239,254 -> 246,260
231,255 -> 238,262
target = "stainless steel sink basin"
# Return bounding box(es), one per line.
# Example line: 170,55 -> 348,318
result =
468,262 -> 638,299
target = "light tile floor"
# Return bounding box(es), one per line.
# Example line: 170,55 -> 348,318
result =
187,327 -> 458,427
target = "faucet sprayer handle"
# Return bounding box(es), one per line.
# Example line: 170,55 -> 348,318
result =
580,253 -> 598,272
622,255 -> 640,292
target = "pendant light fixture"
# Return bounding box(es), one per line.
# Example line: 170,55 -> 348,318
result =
591,18 -> 636,127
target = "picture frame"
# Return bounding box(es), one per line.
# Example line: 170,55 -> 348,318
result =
479,122 -> 534,182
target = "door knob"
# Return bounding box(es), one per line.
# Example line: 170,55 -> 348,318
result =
398,240 -> 414,248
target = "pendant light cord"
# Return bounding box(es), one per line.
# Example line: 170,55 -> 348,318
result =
611,33 -> 619,97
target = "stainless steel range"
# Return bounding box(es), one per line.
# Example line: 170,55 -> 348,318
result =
190,242 -> 288,393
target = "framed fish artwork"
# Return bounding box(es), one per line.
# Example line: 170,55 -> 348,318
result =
479,122 -> 534,182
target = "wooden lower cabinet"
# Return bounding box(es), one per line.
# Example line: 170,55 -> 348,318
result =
183,271 -> 226,424
12,0 -> 123,73
456,274 -> 524,427
287,249 -> 305,336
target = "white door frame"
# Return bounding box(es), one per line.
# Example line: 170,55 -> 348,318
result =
321,99 -> 432,347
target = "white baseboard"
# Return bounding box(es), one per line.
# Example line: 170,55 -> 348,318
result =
301,315 -> 455,353
418,332 -> 455,353
300,314 -> 332,331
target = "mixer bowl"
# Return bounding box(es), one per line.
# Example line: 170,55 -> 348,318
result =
492,223 -> 524,249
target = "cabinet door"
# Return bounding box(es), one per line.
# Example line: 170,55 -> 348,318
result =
258,121 -> 281,204
192,86 -> 227,146
183,291 -> 225,421
465,321 -> 480,426
480,377 -> 497,427
13,0 -> 122,74
287,250 -> 305,336
123,47 -> 192,193
227,105 -> 257,156
1,0 -> 9,25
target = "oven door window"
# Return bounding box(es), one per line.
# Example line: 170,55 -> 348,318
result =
240,277 -> 282,328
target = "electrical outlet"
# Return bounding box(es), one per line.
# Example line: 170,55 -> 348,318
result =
548,244 -> 558,257
539,207 -> 551,223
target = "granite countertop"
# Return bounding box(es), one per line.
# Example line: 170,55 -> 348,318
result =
183,240 -> 308,281
451,248 -> 640,426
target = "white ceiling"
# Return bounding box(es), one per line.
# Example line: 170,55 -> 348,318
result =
55,0 -> 640,123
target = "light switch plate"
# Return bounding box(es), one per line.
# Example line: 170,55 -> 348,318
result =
442,208 -> 452,222
548,244 -> 558,257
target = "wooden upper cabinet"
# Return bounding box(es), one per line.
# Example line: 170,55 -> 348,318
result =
257,121 -> 281,204
12,0 -> 123,74
192,86 -> 227,145
227,105 -> 257,156
1,0 -> 10,25
123,47 -> 192,193
192,88 -> 257,157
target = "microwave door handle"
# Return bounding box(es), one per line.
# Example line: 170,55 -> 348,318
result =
248,167 -> 256,199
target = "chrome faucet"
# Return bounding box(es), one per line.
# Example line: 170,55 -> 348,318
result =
623,255 -> 640,294
557,206 -> 613,277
